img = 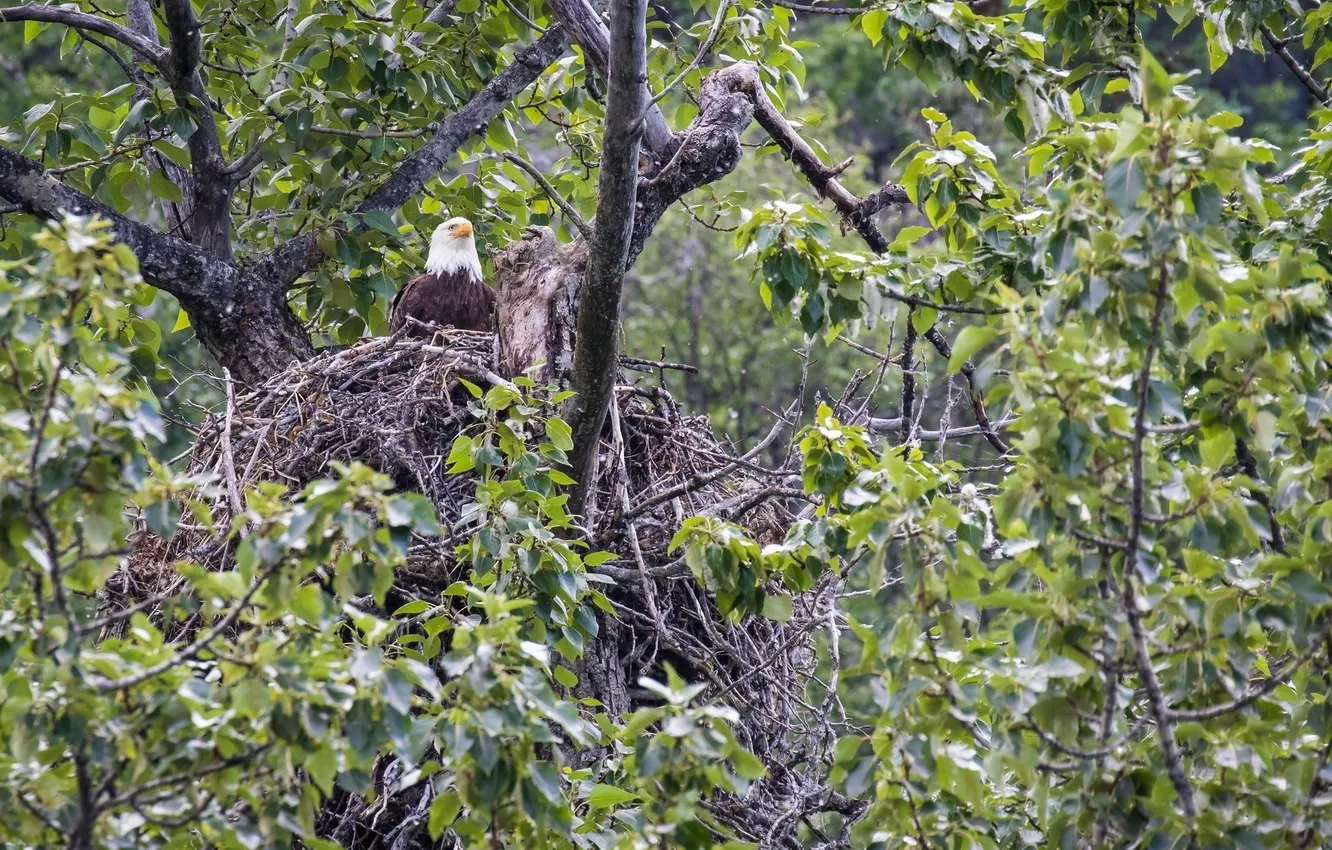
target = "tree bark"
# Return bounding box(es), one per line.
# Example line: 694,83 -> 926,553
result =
544,0 -> 674,155
493,63 -> 755,386
562,0 -> 650,516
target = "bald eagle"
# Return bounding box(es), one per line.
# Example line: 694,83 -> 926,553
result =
390,217 -> 496,335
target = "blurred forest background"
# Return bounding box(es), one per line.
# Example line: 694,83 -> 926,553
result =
0,5 -> 1317,451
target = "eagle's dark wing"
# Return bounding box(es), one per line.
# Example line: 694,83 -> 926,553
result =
389,273 -> 437,335
455,276 -> 498,332
390,271 -> 496,335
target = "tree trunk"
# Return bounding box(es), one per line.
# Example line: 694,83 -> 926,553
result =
178,278 -> 314,383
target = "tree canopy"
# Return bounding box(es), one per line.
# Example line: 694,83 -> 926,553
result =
2,0 -> 1332,847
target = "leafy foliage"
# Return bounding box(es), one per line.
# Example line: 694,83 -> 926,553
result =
6,0 -> 1332,845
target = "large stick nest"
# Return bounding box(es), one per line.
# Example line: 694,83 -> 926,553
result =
113,330 -> 857,848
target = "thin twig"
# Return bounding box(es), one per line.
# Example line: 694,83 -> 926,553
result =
220,368 -> 245,519
499,0 -> 546,32
650,0 -> 733,105
769,0 -> 861,14
1261,24 -> 1331,106
1167,623 -> 1331,721
501,152 -> 594,241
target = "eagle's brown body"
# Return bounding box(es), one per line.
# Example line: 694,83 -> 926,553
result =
389,270 -> 496,335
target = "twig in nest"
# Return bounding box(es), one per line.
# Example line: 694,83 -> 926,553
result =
220,368 -> 246,519
618,354 -> 699,374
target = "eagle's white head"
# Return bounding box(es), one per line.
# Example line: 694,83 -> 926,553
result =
425,216 -> 483,280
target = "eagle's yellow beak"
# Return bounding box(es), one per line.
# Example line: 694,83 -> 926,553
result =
453,221 -> 473,237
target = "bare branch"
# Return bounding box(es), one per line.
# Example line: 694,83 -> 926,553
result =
923,325 -> 1011,454
93,563 -> 281,693
867,414 -> 1017,442
628,408 -> 790,519
1261,24 -> 1331,106
0,144 -> 239,304
545,0 -> 675,154
220,368 -> 246,518
1027,714 -> 1151,760
1121,257 -> 1197,821
102,746 -> 271,810
407,0 -> 462,48
1167,623 -> 1331,721
770,0 -> 862,14
499,0 -> 547,32
731,66 -> 905,252
161,0 -> 232,258
650,0 -> 733,106
0,4 -> 168,67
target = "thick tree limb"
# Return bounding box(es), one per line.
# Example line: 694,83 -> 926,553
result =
565,0 -> 650,516
545,0 -> 675,154
125,0 -> 196,240
0,144 -> 312,382
160,0 -> 232,259
262,26 -> 572,289
0,4 -> 168,67
408,0 -> 462,47
494,62 -> 755,380
0,145 -> 232,302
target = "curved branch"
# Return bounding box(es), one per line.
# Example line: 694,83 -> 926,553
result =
502,152 -> 594,241
650,0 -> 733,106
1261,24 -> 1331,106
1167,623 -> 1332,722
0,143 -> 239,305
0,4 -> 168,67
160,0 -> 232,258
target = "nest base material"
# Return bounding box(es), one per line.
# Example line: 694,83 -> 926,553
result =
115,330 -> 854,848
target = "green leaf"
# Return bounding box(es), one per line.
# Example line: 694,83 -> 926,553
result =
890,225 -> 932,252
860,9 -> 888,45
947,326 -> 996,374
361,210 -> 400,236
393,600 -> 430,616
761,593 -> 793,622
148,170 -> 183,204
911,305 -> 938,335
545,417 -> 574,452
585,784 -> 638,809
1201,428 -> 1235,470
285,109 -> 314,146
428,791 -> 462,839
306,746 -> 337,795
1104,157 -> 1145,214
1207,111 -> 1243,130
459,379 -> 483,398
729,747 -> 767,780
1056,418 -> 1090,477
